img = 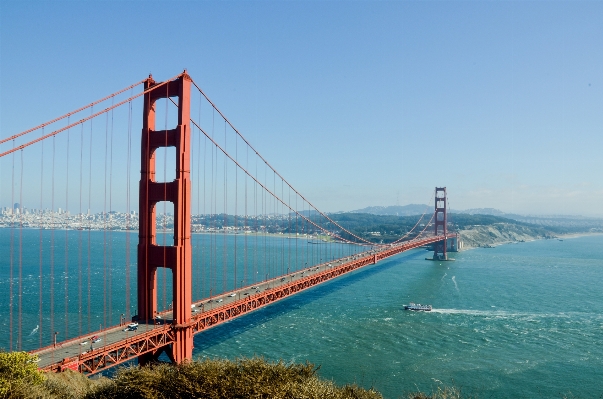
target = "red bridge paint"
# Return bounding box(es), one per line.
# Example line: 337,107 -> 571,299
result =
20,71 -> 451,375
37,234 -> 444,375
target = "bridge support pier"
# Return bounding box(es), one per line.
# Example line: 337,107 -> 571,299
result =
428,187 -> 454,261
138,72 -> 193,364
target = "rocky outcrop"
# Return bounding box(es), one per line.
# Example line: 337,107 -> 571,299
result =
459,223 -> 553,249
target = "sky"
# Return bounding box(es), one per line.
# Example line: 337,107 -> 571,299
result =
1,1 -> 602,217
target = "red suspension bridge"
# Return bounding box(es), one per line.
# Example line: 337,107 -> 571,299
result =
0,71 -> 455,374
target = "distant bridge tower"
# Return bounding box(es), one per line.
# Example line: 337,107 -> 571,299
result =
138,72 -> 193,364
432,187 -> 448,261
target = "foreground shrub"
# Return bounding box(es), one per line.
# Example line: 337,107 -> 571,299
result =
0,351 -> 45,399
86,357 -> 382,399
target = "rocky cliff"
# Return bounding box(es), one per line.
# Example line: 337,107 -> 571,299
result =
458,222 -> 553,249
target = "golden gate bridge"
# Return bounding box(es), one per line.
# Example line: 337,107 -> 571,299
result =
0,71 -> 453,374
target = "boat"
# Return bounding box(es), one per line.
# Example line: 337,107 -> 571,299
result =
404,303 -> 432,311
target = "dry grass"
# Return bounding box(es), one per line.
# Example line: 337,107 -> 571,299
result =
2,356 -> 478,399
1,357 -> 382,399
85,357 -> 382,399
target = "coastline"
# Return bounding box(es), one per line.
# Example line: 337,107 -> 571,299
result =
458,223 -> 603,250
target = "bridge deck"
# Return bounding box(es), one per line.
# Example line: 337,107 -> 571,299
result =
33,235 -> 444,374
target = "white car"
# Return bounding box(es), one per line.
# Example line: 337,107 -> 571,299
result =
216,299 -> 223,303
228,293 -> 236,297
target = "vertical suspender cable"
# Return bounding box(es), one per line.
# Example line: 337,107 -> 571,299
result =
281,178 -> 285,276
234,127 -> 238,289
103,110 -> 108,329
64,119 -> 70,339
288,184 -> 291,272
211,109 -> 215,299
244,145 -> 248,286
263,165 -> 267,282
87,108 -> 93,333
50,135 -> 55,344
190,114 -> 195,301
125,92 -> 132,320
254,156 -> 258,284
223,120 -> 227,293
199,105 -> 205,299
109,100 -> 114,323
18,150 -> 23,350
196,96 -> 202,300
39,138 -> 44,348
78,122 -> 83,337
271,169 -> 274,277
202,123 -> 207,298
9,139 -> 14,351
295,191 -> 298,272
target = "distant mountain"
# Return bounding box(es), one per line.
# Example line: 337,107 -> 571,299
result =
349,204 -> 431,216
451,208 -> 603,231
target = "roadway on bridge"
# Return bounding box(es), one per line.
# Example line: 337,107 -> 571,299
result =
34,247 -> 387,369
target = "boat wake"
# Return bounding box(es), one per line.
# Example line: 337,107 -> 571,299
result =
430,309 -> 584,319
28,325 -> 39,336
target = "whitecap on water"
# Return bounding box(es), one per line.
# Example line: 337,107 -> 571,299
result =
28,325 -> 39,336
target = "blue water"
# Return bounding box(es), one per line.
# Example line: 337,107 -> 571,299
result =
1,230 -> 602,397
0,228 -> 363,348
193,235 -> 603,398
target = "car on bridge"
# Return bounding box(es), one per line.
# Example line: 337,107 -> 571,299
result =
91,336 -> 101,343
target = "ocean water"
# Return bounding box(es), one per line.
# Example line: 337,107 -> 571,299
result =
1,231 -> 602,397
193,235 -> 603,398
0,228 -> 363,349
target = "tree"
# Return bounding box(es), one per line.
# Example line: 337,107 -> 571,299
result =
0,351 -> 45,397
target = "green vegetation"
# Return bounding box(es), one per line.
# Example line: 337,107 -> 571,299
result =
87,358 -> 382,399
0,351 -> 45,398
0,353 -> 474,399
1,355 -> 383,399
327,212 -> 540,244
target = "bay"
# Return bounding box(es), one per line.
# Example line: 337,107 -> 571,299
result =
1,229 -> 602,397
194,235 -> 603,398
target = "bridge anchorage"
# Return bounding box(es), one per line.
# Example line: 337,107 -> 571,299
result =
1,70 -> 453,374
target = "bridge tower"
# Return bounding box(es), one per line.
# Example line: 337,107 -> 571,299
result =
432,187 -> 448,260
138,72 -> 193,364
